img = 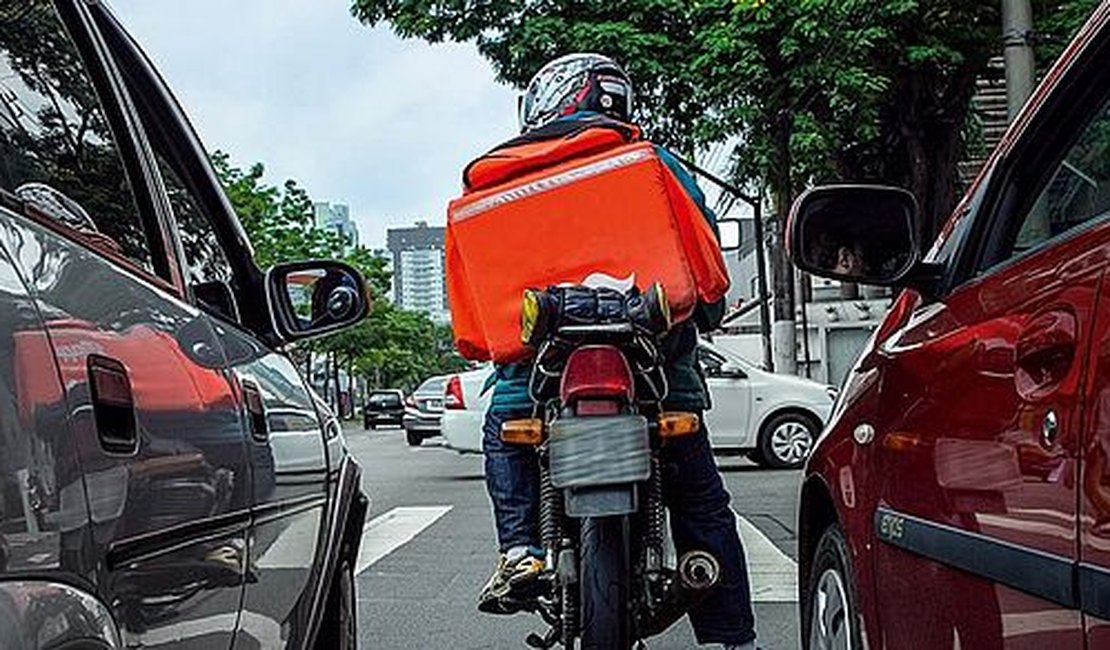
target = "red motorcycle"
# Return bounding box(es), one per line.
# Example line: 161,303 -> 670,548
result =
508,284 -> 720,650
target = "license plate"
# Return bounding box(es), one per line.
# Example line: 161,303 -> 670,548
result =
549,415 -> 650,488
425,399 -> 443,410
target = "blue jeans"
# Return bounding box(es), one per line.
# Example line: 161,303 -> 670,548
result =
483,409 -> 757,645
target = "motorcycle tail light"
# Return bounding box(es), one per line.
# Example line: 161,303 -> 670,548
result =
501,418 -> 544,445
658,411 -> 700,438
445,375 -> 465,410
560,345 -> 634,406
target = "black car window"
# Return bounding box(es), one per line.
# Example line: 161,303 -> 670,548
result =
0,1 -> 153,273
369,393 -> 401,407
155,155 -> 232,287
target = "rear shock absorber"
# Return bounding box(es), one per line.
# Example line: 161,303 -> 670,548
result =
538,455 -> 564,561
539,451 -> 577,644
642,455 -> 665,575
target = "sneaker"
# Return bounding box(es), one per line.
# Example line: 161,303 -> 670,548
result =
477,551 -> 546,615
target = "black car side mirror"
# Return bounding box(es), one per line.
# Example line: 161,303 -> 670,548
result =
266,260 -> 371,342
788,185 -> 923,287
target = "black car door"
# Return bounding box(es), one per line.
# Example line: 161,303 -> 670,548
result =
0,1 -> 252,646
89,7 -> 337,647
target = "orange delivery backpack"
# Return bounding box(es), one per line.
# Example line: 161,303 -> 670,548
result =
446,116 -> 730,363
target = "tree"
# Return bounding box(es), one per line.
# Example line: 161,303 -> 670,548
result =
210,151 -> 357,269
352,0 -> 1100,372
211,152 -> 466,408
328,300 -> 468,393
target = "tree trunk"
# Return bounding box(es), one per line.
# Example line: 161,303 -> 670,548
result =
895,69 -> 980,242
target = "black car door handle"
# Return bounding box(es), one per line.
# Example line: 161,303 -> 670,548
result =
87,354 -> 138,454
241,379 -> 268,441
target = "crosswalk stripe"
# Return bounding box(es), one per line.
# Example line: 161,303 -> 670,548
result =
354,505 -> 797,602
735,511 -> 798,603
356,506 -> 453,575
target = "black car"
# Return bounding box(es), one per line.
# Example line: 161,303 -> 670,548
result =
364,389 -> 405,429
0,2 -> 369,648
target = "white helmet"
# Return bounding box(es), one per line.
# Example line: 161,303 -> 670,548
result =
519,53 -> 634,132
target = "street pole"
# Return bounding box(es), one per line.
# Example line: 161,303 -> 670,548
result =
1002,0 -> 1036,121
673,154 -> 775,372
798,272 -> 812,379
751,200 -> 775,372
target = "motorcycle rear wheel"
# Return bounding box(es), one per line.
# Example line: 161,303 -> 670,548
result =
578,515 -> 632,650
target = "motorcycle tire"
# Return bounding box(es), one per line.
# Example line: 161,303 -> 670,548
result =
579,515 -> 632,650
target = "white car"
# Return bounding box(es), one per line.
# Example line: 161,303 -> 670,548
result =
699,340 -> 835,468
441,343 -> 835,469
441,365 -> 493,454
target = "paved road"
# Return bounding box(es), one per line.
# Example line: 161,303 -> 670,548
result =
347,424 -> 803,649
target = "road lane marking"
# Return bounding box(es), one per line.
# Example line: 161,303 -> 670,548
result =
735,511 -> 798,603
356,506 -> 453,575
352,505 -> 795,601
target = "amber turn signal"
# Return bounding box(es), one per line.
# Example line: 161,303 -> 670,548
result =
658,412 -> 700,438
501,418 -> 544,445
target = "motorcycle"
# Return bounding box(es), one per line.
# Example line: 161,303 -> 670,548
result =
506,283 -> 721,650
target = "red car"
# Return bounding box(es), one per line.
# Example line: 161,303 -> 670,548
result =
790,4 -> 1110,649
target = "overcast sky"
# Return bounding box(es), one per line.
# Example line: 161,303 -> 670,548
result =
107,0 -> 519,250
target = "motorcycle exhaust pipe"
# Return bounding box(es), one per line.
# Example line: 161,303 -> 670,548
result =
641,551 -> 721,638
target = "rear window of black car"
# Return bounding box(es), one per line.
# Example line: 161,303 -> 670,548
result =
369,393 -> 401,407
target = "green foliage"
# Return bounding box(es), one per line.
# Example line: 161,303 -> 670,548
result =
351,0 -> 1098,236
1034,0 -> 1102,64
211,151 -> 464,394
211,149 -> 392,293
322,300 -> 468,393
211,151 -> 345,268
350,0 -> 705,154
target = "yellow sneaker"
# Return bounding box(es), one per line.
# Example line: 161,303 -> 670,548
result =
477,551 -> 546,615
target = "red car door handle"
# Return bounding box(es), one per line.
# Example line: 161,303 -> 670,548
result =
88,354 -> 138,454
1015,310 -> 1077,391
